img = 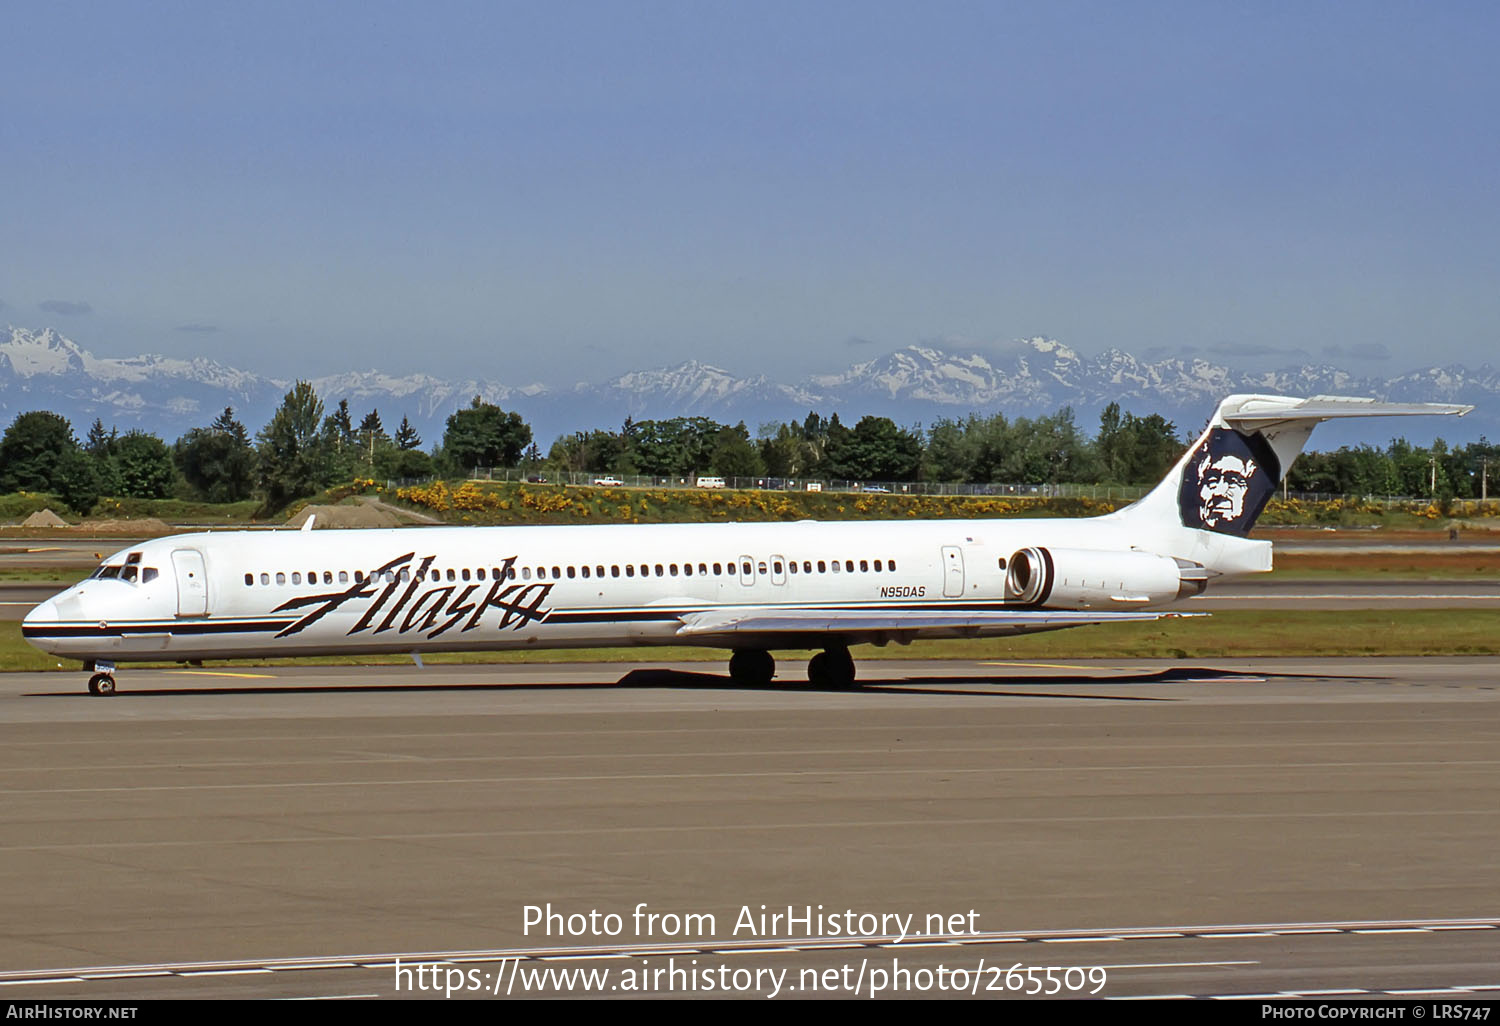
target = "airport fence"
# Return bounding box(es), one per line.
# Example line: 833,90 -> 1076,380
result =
385,468 -> 1495,513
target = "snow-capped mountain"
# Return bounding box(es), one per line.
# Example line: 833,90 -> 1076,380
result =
2,326 -> 1495,447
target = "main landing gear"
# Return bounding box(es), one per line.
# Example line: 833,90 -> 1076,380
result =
726,646 -> 858,689
728,648 -> 776,686
807,646 -> 856,689
85,660 -> 117,696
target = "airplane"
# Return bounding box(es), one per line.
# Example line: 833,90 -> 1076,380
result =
22,393 -> 1473,695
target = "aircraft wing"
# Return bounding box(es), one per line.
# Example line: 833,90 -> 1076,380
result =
675,607 -> 1202,645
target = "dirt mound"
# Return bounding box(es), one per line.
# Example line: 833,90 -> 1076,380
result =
286,504 -> 402,529
21,508 -> 69,528
82,517 -> 174,534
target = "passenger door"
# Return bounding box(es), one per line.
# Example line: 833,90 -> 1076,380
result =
172,549 -> 209,616
941,545 -> 965,598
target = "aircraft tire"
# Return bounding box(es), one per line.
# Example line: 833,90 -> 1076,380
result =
729,649 -> 775,686
88,674 -> 116,696
822,646 -> 857,689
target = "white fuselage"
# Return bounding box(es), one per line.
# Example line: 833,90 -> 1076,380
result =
22,515 -> 1205,663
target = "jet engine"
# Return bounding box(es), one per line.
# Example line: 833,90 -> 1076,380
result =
1004,546 -> 1208,609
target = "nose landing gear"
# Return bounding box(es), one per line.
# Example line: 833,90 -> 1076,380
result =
85,660 -> 117,696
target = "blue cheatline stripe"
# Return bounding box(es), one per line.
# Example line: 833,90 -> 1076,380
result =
21,599 -> 1079,641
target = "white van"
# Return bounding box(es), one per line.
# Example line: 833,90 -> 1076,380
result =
696,476 -> 726,489
805,482 -> 823,492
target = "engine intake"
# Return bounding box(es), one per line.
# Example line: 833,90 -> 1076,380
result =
1005,546 -> 1204,609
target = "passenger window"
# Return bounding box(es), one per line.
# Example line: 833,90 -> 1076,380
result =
669,564 -> 678,576
831,562 -> 840,573
552,567 -> 562,579
244,573 -> 253,586
354,571 -> 364,583
698,563 -> 707,575
758,562 -> 767,575
339,571 -> 349,583
874,560 -> 882,572
612,565 -> 620,577
683,563 -> 692,576
260,573 -> 270,586
859,560 -> 868,572
713,563 -> 722,575
523,567 -> 532,580
446,569 -> 456,582
773,561 -> 784,575
581,565 -> 590,578
567,566 -> 576,578
462,568 -> 471,581
626,565 -> 635,577
278,572 -> 288,585
804,561 -> 812,573
889,559 -> 897,571
788,562 -> 797,574
655,564 -> 664,577
845,560 -> 854,573
292,572 -> 302,585
596,565 -> 605,578
323,571 -> 332,584
817,560 -> 826,573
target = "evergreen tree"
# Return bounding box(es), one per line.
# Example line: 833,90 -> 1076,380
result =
176,408 -> 256,502
394,416 -> 422,451
256,382 -> 329,511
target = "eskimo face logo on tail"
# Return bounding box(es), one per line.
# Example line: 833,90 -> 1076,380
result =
1177,428 -> 1279,536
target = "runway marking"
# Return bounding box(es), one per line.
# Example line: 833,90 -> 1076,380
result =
7,811 -> 1500,853
979,662 -> 1098,670
166,670 -> 278,679
0,918 -> 1491,990
10,763 -> 1500,797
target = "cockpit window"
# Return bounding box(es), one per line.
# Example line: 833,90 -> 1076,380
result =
91,562 -> 157,584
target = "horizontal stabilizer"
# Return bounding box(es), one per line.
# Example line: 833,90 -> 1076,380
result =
1220,395 -> 1473,429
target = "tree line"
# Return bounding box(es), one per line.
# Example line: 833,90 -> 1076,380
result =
0,384 -> 531,515
1,385 -> 1494,515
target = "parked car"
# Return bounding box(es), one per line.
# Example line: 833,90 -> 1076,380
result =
592,476 -> 623,487
525,475 -> 548,483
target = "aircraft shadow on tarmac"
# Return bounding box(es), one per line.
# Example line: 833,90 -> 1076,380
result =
24,665 -> 1358,700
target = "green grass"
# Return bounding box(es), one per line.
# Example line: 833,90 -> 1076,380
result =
5,609 -> 1498,674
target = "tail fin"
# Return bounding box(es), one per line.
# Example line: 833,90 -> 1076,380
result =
1108,394 -> 1473,571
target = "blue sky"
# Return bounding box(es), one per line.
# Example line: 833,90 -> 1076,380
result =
3,1 -> 1497,383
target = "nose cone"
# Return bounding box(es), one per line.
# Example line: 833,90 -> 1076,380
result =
23,598 -> 60,628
